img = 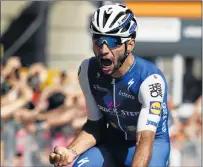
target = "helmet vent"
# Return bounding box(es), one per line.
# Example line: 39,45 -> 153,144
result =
91,23 -> 100,33
96,9 -> 100,27
103,11 -> 112,28
109,11 -> 124,28
106,29 -> 120,34
118,4 -> 126,8
125,9 -> 132,15
121,22 -> 131,33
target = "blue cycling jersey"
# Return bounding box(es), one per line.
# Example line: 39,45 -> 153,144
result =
78,55 -> 170,141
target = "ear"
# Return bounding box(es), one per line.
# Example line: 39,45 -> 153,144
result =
127,39 -> 135,53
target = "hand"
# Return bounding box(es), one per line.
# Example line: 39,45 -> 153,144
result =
49,146 -> 77,167
36,100 -> 48,112
21,86 -> 33,101
21,111 -> 38,123
7,57 -> 21,69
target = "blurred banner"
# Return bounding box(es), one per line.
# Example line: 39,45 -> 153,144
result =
126,2 -> 201,19
0,1 -> 51,66
134,18 -> 201,57
125,1 -> 202,58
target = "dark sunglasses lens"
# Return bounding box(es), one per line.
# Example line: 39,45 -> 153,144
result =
93,35 -> 122,48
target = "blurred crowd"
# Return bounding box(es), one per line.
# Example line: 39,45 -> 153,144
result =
1,56 -> 87,166
0,56 -> 201,167
168,95 -> 201,166
167,57 -> 202,166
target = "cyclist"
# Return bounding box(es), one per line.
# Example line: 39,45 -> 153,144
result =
49,4 -> 170,167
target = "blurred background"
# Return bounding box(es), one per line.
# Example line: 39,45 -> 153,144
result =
0,1 -> 202,167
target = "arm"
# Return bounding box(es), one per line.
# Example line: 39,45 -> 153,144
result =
66,59 -> 104,155
49,59 -> 104,166
36,85 -> 65,104
1,89 -> 18,106
26,108 -> 77,133
50,118 -> 105,166
67,130 -> 96,155
1,98 -> 28,120
1,84 -> 33,120
1,82 -> 21,106
67,118 -> 105,156
72,116 -> 87,130
133,131 -> 155,167
132,74 -> 165,167
46,108 -> 76,128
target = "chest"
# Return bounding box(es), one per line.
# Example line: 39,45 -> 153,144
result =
89,74 -> 142,119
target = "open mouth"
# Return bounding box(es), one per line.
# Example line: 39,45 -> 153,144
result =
100,58 -> 113,67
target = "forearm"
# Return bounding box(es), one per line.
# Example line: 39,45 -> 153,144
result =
36,107 -> 65,121
46,108 -> 75,128
1,96 -> 8,106
1,98 -> 27,119
47,116 -> 72,128
1,89 -> 19,106
67,119 -> 105,156
132,137 -> 153,167
67,130 -> 97,156
39,85 -> 63,101
2,67 -> 12,78
72,117 -> 87,130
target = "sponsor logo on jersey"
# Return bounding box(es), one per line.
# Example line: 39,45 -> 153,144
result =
108,101 -> 120,108
149,101 -> 161,115
126,125 -> 137,131
97,105 -> 139,117
121,110 -> 139,117
149,83 -> 162,97
96,72 -> 101,79
93,85 -> 108,92
162,102 -> 168,132
146,120 -> 158,127
127,78 -> 134,91
119,90 -> 135,99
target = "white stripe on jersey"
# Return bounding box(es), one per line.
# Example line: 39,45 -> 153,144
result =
137,74 -> 165,132
78,59 -> 103,121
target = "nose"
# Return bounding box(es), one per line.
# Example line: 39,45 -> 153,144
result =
99,42 -> 109,55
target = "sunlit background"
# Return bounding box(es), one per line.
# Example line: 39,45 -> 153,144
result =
1,1 -> 202,167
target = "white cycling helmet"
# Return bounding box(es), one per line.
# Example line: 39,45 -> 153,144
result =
90,4 -> 137,38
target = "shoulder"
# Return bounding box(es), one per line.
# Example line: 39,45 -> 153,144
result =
79,58 -> 91,71
135,56 -> 165,82
135,56 -> 158,75
78,57 -> 101,79
78,57 -> 98,75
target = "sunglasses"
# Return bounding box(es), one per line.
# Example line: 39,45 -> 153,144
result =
92,34 -> 129,49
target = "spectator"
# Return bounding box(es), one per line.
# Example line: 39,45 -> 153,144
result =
183,58 -> 200,103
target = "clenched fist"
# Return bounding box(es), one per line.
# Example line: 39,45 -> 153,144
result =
49,146 -> 77,167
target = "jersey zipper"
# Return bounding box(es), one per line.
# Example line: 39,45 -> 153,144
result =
112,78 -> 127,140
